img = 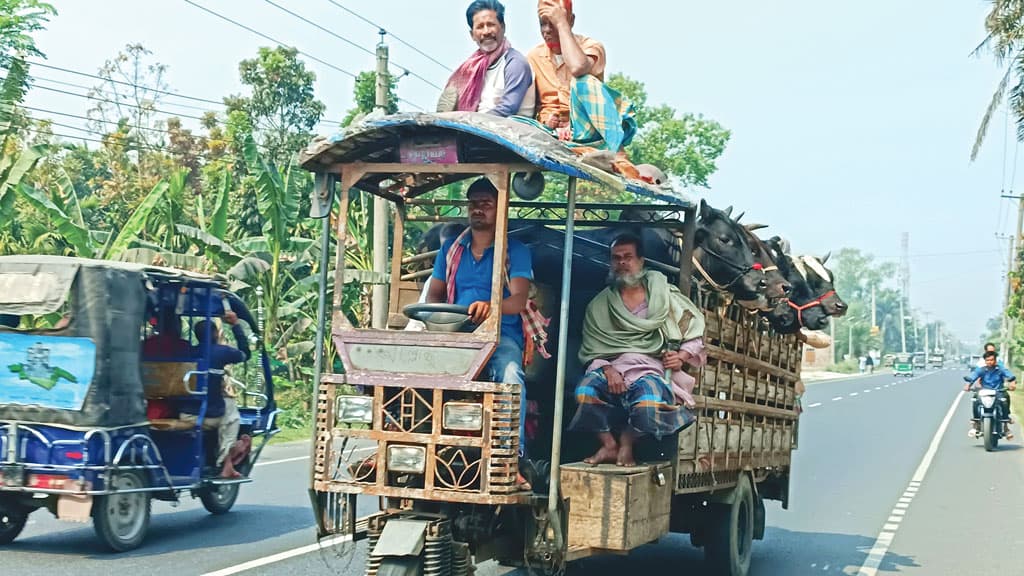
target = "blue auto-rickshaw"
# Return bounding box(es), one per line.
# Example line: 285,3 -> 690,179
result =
0,256 -> 280,551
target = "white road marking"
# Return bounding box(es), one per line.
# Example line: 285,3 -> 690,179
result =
875,386 -> 882,390
857,391 -> 964,576
832,396 -> 844,402
891,509 -> 906,516
887,516 -> 902,523
883,523 -> 900,531
850,392 -> 859,397
897,497 -> 913,504
201,534 -> 354,576
808,402 -> 822,408
864,389 -> 872,393
256,446 -> 376,468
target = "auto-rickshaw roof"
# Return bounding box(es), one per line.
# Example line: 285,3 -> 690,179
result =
0,255 -> 224,286
298,112 -> 692,206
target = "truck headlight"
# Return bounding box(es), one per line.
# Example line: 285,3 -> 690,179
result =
443,402 -> 483,431
336,395 -> 373,425
387,445 -> 426,474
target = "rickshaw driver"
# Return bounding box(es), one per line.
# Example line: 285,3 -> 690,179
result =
180,312 -> 251,478
426,178 -> 534,489
571,234 -> 702,467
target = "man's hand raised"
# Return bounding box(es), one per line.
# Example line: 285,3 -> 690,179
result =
467,301 -> 491,325
223,311 -> 239,326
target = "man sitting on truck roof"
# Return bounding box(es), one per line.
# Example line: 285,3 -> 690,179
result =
437,0 -> 535,117
526,0 -> 636,152
570,234 -> 704,467
426,177 -> 547,489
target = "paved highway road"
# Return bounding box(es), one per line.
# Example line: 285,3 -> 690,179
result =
4,369 -> 1021,575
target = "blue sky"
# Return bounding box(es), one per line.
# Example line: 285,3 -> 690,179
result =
25,1 -> 1013,341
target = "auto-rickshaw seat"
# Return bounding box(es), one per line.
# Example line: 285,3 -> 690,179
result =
142,361 -> 198,399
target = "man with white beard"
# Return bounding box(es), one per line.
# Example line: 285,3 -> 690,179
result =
570,234 -> 706,467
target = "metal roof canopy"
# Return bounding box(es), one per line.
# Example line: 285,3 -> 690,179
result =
299,112 -> 692,206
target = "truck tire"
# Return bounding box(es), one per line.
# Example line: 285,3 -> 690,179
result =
704,475 -> 754,576
983,418 -> 997,452
93,470 -> 151,552
0,504 -> 28,545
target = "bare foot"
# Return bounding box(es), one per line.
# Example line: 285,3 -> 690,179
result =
220,459 -> 242,479
584,444 -> 619,465
616,430 -> 637,467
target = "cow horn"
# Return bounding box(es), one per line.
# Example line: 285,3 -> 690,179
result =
723,205 -> 733,217
745,223 -> 768,231
734,211 -> 745,222
821,251 -> 831,264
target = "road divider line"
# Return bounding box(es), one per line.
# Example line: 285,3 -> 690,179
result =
850,392 -> 859,396
201,534 -> 354,576
832,396 -> 843,402
256,446 -> 377,468
857,390 -> 964,576
808,402 -> 822,408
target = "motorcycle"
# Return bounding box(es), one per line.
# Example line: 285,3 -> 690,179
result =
971,387 -> 1011,451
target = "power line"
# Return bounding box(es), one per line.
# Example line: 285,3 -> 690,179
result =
32,75 -> 219,114
30,83 -> 211,122
260,0 -> 442,90
182,0 -> 423,111
28,60 -> 227,107
324,0 -> 452,73
26,61 -> 344,127
23,105 -> 201,137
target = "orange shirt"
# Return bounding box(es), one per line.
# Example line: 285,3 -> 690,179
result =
526,35 -> 606,125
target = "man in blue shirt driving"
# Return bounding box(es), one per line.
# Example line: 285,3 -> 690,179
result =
964,351 -> 1017,439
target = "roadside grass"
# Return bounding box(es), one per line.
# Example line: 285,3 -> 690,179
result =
270,425 -> 312,445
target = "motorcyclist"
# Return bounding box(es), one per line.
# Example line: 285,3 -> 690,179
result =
964,351 -> 1017,439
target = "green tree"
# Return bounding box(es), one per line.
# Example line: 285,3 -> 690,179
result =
972,0 -> 1024,160
341,70 -> 398,127
0,0 -> 55,69
225,46 -> 326,166
608,73 -> 731,187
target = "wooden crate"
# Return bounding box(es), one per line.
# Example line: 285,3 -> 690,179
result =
561,462 -> 672,551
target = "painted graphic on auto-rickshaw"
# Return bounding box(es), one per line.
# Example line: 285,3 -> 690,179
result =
1,333 -> 94,407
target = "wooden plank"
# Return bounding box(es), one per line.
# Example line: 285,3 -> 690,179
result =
312,480 -> 531,505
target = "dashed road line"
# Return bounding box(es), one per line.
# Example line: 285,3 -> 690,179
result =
856,390 -> 963,576
808,402 -> 822,408
832,396 -> 844,402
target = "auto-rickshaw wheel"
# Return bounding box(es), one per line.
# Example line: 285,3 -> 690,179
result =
704,474 -> 753,576
200,483 -> 240,515
93,470 -> 151,552
0,502 -> 28,545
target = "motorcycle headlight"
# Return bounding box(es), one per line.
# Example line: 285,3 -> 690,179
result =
336,395 -> 374,425
387,445 -> 426,474
443,402 -> 484,431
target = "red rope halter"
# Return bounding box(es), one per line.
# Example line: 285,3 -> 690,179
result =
788,290 -> 835,328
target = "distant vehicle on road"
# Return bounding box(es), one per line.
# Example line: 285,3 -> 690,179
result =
928,353 -> 944,369
894,353 -> 914,377
912,353 -> 927,370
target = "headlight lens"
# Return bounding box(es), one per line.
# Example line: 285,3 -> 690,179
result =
443,402 -> 483,431
336,395 -> 373,425
387,445 -> 426,473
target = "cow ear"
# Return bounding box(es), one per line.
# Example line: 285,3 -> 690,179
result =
821,251 -> 831,264
699,199 -> 712,220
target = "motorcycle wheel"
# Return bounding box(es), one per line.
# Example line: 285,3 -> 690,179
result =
983,418 -> 998,452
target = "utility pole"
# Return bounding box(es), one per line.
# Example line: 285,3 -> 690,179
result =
923,311 -> 930,355
998,192 -> 1024,364
371,31 -> 390,329
899,297 -> 907,354
898,232 -> 909,354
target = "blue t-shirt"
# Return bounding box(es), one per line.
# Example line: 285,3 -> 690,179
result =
181,324 -> 250,418
965,364 -> 1017,390
431,236 -> 533,349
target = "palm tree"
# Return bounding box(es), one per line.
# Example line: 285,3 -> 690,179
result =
972,0 -> 1024,161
